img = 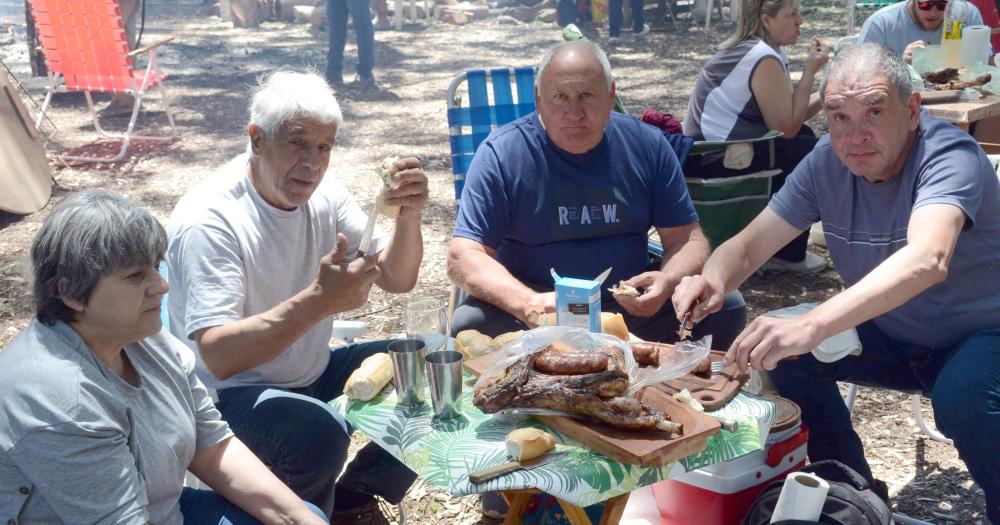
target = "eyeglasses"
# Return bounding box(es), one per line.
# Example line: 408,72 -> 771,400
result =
917,0 -> 948,10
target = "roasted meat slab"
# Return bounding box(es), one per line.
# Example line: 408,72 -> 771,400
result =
473,347 -> 683,434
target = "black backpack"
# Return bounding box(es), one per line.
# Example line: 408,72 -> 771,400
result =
741,460 -> 893,525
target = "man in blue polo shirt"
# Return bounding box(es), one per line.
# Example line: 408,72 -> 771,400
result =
447,40 -> 746,346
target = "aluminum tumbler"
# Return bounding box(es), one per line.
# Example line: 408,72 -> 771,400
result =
424,350 -> 463,419
388,339 -> 427,405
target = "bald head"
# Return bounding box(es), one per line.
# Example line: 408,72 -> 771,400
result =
533,40 -> 616,154
536,41 -> 613,92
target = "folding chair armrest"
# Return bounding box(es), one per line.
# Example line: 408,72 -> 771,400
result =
689,130 -> 783,156
128,35 -> 176,58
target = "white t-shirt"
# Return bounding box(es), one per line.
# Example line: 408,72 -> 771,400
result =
166,153 -> 386,390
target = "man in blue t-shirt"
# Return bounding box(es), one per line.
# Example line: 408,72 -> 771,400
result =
448,40 -> 746,346
857,0 -> 989,64
674,44 -> 1000,520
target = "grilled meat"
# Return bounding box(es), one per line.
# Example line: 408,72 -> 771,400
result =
474,349 -> 681,434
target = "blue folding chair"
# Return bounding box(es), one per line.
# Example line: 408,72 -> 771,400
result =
446,67 -> 536,203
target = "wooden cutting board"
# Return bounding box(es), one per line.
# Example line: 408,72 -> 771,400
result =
920,89 -> 962,105
653,350 -> 749,410
464,351 -> 720,466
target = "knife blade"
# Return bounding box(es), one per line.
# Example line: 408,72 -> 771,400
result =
594,266 -> 613,284
468,451 -> 566,485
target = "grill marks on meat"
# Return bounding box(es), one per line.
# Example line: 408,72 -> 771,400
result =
474,350 -> 682,434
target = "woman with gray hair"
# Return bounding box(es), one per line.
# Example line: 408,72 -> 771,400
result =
0,190 -> 327,525
683,0 -> 831,274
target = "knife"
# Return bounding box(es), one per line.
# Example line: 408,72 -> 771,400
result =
355,198 -> 379,259
594,266 -> 613,284
468,451 -> 566,485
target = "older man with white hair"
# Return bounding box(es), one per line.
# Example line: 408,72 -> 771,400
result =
673,43 -> 1000,519
166,70 -> 426,525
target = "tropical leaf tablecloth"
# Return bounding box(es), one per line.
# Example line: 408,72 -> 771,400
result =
331,374 -> 774,508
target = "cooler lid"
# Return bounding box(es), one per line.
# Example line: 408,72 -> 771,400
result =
764,395 -> 801,433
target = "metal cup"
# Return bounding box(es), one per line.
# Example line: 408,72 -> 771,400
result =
388,339 -> 427,405
424,350 -> 463,419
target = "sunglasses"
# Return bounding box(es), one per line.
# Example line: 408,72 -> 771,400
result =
917,0 -> 948,10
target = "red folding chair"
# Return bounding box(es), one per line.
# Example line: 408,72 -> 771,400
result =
28,0 -> 176,163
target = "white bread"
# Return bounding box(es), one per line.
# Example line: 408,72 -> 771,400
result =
493,330 -> 524,348
601,312 -> 630,341
538,312 -> 629,341
505,427 -> 556,461
454,329 -> 498,359
344,353 -> 393,401
375,156 -> 401,218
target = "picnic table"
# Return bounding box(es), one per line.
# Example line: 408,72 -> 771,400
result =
924,94 -> 1000,131
331,373 -> 776,525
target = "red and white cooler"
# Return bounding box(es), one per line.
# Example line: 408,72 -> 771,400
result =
653,396 -> 808,525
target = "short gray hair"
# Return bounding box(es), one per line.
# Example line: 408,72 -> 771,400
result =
30,190 -> 167,325
821,43 -> 912,102
536,40 -> 614,91
249,70 -> 344,140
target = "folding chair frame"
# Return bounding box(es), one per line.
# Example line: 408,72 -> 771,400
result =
29,0 -> 176,163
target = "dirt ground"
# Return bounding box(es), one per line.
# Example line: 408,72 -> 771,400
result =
0,0 -> 990,522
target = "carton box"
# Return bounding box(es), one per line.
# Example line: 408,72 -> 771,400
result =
550,268 -> 610,333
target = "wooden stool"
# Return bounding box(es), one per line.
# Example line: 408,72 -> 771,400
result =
499,489 -> 629,525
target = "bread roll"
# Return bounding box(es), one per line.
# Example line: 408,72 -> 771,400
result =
493,330 -> 524,347
454,329 -> 497,359
601,312 -> 630,341
375,156 -> 401,218
538,312 -> 557,326
344,353 -> 393,401
505,427 -> 556,461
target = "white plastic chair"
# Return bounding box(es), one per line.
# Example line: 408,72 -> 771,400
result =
844,384 -> 952,444
393,0 -> 432,29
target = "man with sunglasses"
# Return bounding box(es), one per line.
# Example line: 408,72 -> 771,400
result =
857,0 -> 991,64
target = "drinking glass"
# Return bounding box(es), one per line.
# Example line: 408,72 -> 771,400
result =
405,298 -> 449,354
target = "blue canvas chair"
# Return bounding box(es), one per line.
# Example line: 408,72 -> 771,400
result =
447,67 -> 536,203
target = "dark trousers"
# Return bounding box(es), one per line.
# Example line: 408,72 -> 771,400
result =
769,322 -> 1000,523
685,126 -> 819,262
609,0 -> 644,36
326,0 -> 374,81
216,342 -> 417,517
451,289 -> 747,350
179,488 -> 327,524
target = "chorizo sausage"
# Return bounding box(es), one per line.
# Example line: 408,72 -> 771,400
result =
630,342 -> 661,367
533,349 -> 608,375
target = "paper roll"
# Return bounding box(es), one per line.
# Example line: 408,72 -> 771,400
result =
769,472 -> 830,523
961,25 -> 991,66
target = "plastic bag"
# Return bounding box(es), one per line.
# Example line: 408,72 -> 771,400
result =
473,325 -> 712,400
627,335 -> 712,395
473,325 -> 635,393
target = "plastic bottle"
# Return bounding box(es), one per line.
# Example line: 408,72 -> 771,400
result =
942,0 -> 970,68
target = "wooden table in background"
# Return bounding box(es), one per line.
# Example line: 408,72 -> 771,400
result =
924,94 -> 1000,131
